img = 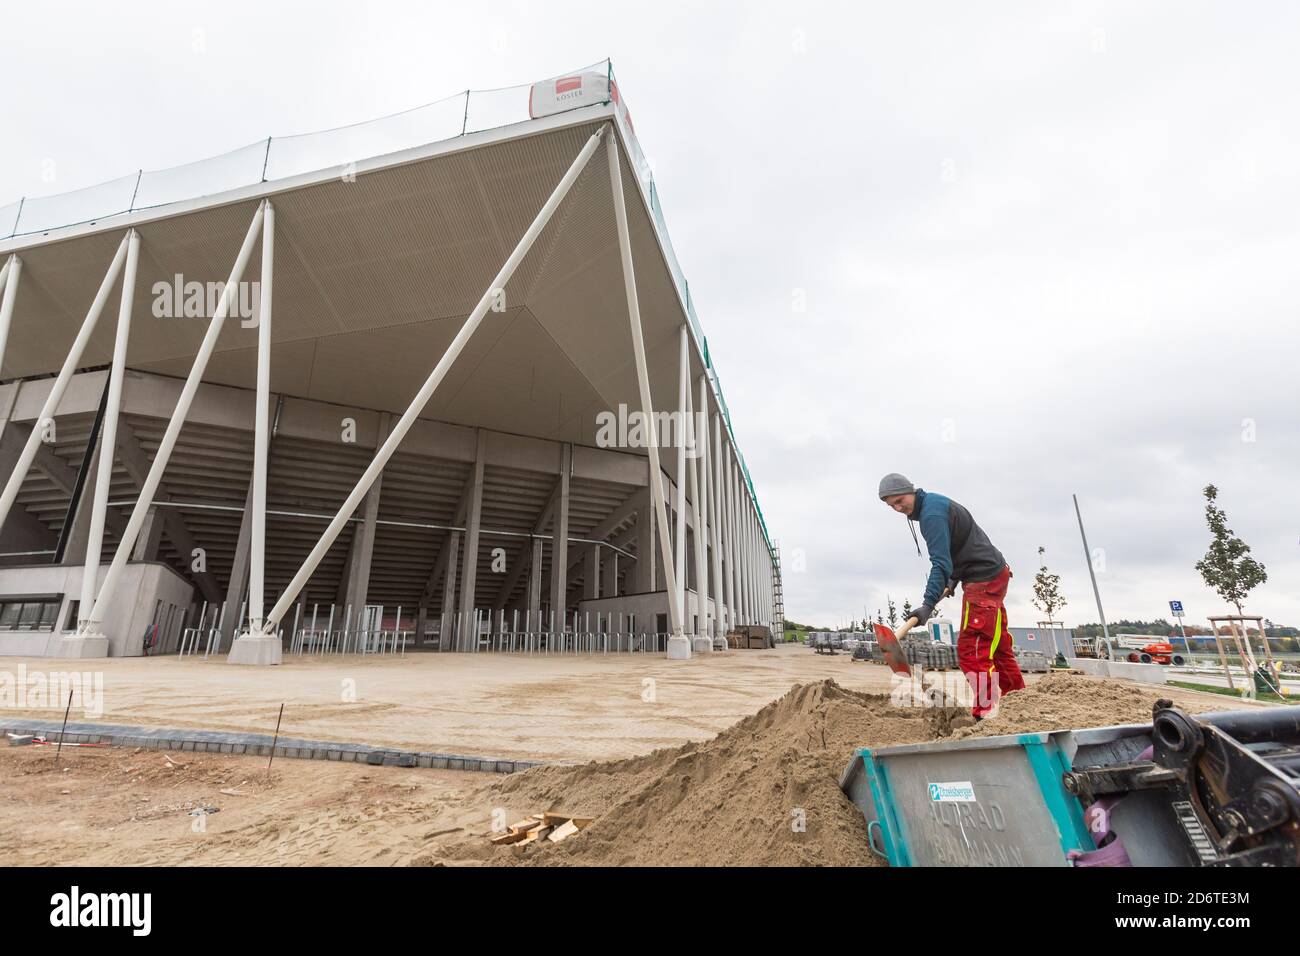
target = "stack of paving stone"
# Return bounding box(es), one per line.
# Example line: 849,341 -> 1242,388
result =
1015,649 -> 1051,673
903,637 -> 959,670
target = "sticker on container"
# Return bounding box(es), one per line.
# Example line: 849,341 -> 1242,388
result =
928,781 -> 976,802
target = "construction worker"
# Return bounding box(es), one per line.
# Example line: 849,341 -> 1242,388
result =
878,473 -> 1025,719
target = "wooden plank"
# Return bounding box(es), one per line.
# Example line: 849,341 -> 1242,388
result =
520,826 -> 552,844
542,811 -> 594,828
547,820 -> 580,843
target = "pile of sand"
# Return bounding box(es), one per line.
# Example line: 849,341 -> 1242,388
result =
487,673 -> 1182,867
955,671 -> 1168,739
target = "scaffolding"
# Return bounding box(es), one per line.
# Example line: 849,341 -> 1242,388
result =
771,541 -> 785,641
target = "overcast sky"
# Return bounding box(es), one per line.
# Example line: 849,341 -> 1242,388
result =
3,1 -> 1296,630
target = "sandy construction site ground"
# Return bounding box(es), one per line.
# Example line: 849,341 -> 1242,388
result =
0,647 -> 1263,866
0,644 -> 1236,762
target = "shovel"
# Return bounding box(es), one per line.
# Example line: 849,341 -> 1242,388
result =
873,617 -> 919,675
874,606 -> 943,677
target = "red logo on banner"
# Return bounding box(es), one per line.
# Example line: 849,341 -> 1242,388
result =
555,76 -> 583,95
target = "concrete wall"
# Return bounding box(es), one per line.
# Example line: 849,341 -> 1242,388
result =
0,562 -> 194,657
1070,658 -> 1168,685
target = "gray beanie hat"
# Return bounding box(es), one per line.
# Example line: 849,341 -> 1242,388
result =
878,473 -> 915,500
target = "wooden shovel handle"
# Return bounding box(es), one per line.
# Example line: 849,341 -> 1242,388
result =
895,616 -> 921,641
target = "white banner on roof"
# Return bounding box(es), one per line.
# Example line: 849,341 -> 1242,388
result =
530,71 -> 611,119
530,70 -> 636,142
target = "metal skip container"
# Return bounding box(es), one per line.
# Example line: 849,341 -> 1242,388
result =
839,727 -> 1141,867
842,706 -> 1300,867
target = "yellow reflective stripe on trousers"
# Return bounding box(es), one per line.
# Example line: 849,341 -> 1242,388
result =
988,608 -> 1002,660
963,602 -> 970,629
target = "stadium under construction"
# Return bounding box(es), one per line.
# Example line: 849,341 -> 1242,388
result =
0,63 -> 782,663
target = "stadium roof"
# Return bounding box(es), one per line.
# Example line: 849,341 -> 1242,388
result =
0,62 -> 771,547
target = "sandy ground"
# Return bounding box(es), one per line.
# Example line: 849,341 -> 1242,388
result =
0,647 -> 1265,867
0,644 -> 1242,763
0,744 -> 500,866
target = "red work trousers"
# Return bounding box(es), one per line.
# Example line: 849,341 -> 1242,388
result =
957,565 -> 1025,718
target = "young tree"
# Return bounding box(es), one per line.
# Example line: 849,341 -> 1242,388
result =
1195,484 -> 1267,616
886,595 -> 898,628
902,599 -> 913,621
1031,546 -> 1068,626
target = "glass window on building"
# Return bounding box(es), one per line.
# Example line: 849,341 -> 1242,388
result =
0,598 -> 64,632
17,603 -> 44,630
40,601 -> 60,630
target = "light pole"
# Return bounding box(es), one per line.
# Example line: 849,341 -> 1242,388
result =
1073,494 -> 1111,656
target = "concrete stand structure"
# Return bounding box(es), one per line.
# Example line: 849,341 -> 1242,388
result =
0,63 -> 781,661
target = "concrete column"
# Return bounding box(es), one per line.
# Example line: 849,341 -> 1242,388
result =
343,412 -> 389,635
59,443 -> 101,567
0,255 -> 22,376
220,481 -> 258,649
737,483 -> 748,626
654,501 -> 668,592
674,326 -> 688,622
717,434 -> 732,633
550,443 -> 571,631
335,533 -> 356,605
222,395 -> 284,650
688,378 -> 708,651
585,544 -> 600,600
747,497 -> 758,625
635,503 -> 656,592
741,496 -> 753,626
341,508 -> 372,631
527,537 -> 543,626
707,412 -> 725,638
601,548 -> 618,599
727,453 -> 742,625
458,430 -> 486,641
746,490 -> 757,626
440,531 -> 460,650
736,459 -> 750,625
132,503 -> 165,562
749,507 -> 760,625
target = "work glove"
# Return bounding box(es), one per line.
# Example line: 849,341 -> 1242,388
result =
912,603 -> 933,626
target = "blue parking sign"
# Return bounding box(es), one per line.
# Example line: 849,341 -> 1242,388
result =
1169,600 -> 1184,615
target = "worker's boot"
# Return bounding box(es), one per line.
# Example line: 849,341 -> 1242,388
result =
976,699 -> 1001,721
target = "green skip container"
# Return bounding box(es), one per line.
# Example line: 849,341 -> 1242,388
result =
840,723 -> 1165,867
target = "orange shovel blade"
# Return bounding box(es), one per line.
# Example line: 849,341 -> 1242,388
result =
873,623 -> 912,676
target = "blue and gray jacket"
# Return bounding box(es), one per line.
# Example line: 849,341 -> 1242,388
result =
909,488 -> 1006,606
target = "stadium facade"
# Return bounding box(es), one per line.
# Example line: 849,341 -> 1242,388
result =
0,63 -> 782,663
